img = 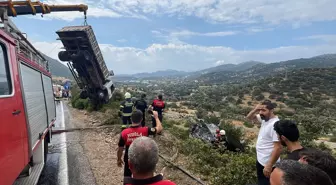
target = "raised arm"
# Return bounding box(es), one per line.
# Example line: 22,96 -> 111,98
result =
153,111 -> 163,134
246,104 -> 264,123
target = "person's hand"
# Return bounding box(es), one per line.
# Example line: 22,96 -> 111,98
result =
117,159 -> 124,167
153,111 -> 159,119
263,164 -> 272,177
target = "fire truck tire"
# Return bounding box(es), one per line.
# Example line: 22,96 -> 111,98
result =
58,51 -> 71,61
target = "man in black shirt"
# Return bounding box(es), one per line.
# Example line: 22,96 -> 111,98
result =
134,94 -> 148,127
273,120 -> 306,160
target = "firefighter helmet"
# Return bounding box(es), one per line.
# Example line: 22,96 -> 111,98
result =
125,92 -> 131,99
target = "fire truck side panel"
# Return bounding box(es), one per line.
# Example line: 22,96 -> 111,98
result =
0,39 -> 26,185
19,63 -> 48,151
42,75 -> 56,124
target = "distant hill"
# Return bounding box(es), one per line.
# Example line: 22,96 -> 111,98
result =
42,53 -> 73,79
196,54 -> 336,85
114,54 -> 336,82
114,69 -> 188,81
114,62 -> 262,80
199,61 -> 263,74
135,69 -> 188,78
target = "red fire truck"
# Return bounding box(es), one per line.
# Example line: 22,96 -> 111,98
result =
0,1 -> 88,185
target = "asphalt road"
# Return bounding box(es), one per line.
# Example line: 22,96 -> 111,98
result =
37,101 -> 96,185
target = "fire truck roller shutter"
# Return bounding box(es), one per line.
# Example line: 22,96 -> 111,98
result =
19,63 -> 48,149
42,75 -> 56,124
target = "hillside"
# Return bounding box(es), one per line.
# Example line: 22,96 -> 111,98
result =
42,53 -> 73,79
71,62 -> 336,185
114,54 -> 336,82
196,54 -> 336,85
198,61 -> 263,74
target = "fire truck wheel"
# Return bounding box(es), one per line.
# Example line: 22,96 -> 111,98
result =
97,90 -> 109,103
58,51 -> 71,61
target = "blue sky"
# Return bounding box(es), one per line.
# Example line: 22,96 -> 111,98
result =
11,0 -> 336,74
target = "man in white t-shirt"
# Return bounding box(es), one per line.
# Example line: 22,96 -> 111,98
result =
247,100 -> 282,185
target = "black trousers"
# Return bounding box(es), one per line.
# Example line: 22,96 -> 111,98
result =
140,110 -> 146,127
256,161 -> 274,185
122,116 -> 132,125
151,114 -> 163,127
123,154 -> 132,185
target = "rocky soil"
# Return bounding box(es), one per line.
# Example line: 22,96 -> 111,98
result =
68,104 -> 206,185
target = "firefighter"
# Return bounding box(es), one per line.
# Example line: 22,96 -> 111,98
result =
119,92 -> 134,129
150,94 -> 165,127
134,93 -> 148,127
117,110 -> 163,184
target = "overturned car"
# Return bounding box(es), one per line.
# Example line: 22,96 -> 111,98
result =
190,121 -> 249,152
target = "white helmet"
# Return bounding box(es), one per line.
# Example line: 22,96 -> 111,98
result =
220,130 -> 226,136
125,92 -> 131,99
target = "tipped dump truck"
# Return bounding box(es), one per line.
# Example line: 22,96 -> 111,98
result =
56,25 -> 115,107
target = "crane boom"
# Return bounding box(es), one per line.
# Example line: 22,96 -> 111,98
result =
0,1 -> 88,17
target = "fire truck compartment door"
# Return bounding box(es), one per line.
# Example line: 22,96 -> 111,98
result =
19,63 -> 48,149
42,75 -> 56,124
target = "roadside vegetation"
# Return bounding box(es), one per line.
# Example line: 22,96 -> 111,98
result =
69,66 -> 336,184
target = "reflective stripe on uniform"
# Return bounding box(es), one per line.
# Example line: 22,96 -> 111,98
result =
122,113 -> 132,116
125,102 -> 133,107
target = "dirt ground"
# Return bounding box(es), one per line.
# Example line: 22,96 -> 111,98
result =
68,105 -> 205,185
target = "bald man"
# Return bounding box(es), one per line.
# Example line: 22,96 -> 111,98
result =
124,136 -> 176,185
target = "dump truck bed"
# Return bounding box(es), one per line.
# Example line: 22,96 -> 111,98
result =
56,26 -> 109,80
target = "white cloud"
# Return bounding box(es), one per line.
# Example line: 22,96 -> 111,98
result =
170,30 -> 237,37
246,27 -> 274,33
32,39 -> 336,75
117,39 -> 127,43
297,34 -> 336,43
23,0 -> 336,26
152,29 -> 238,44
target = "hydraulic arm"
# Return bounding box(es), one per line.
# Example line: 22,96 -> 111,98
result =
0,1 -> 88,17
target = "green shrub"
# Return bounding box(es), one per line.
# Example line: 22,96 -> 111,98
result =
204,115 -> 220,124
220,121 -> 244,142
244,122 -> 254,128
179,138 -> 257,185
165,118 -> 257,185
74,99 -> 89,110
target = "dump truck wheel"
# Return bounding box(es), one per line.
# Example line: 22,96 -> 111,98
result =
58,51 -> 71,61
80,90 -> 88,99
82,50 -> 92,61
71,50 -> 91,61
